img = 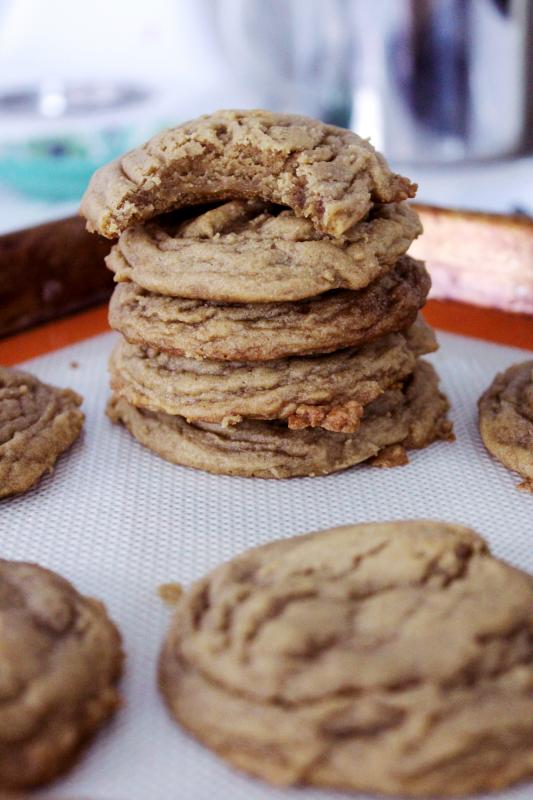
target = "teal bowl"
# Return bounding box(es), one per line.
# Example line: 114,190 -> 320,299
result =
0,130 -> 134,201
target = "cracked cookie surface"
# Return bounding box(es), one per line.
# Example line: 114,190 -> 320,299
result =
107,360 -> 452,478
479,360 -> 533,491
81,109 -> 416,239
107,200 -> 421,302
109,318 -> 436,431
109,256 -> 430,362
159,520 -> 533,796
0,366 -> 84,498
0,560 -> 122,789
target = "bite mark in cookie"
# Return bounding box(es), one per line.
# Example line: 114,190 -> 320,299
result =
81,109 -> 416,239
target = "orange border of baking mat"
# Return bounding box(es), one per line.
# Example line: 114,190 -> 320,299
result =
0,300 -> 531,367
423,300 -> 533,350
0,305 -> 109,366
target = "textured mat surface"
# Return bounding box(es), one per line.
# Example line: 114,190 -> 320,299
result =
2,327 -> 532,800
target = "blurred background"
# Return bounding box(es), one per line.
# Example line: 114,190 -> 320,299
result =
0,0 -> 532,232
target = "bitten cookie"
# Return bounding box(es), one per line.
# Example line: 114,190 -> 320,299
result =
81,109 -> 416,239
478,360 -> 533,491
0,366 -> 84,498
159,520 -> 533,797
0,560 -> 123,789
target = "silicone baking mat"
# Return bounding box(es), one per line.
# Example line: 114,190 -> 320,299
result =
2,328 -> 532,800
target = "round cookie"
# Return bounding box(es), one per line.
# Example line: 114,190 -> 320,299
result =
109,256 -> 430,362
0,559 -> 122,789
107,360 -> 452,479
478,360 -> 533,491
81,109 -> 416,239
107,201 -> 422,303
109,318 -> 436,431
0,366 -> 84,499
159,520 -> 533,796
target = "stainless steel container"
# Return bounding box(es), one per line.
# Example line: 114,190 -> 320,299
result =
216,0 -> 533,163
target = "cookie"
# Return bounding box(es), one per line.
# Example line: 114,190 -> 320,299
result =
107,360 -> 451,479
109,255 -> 430,362
0,366 -> 84,499
109,318 -> 436,431
478,360 -> 533,491
0,560 -> 122,789
159,520 -> 533,796
81,109 -> 416,239
107,200 -> 422,303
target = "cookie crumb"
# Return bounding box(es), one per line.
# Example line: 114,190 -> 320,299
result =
158,583 -> 183,605
371,444 -> 409,468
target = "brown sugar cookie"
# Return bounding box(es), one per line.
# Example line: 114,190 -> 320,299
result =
109,255 -> 430,362
159,520 -> 533,796
0,560 -> 122,789
107,360 -> 452,479
108,318 -> 436,431
81,109 -> 416,239
478,360 -> 533,491
107,200 -> 422,303
0,366 -> 84,499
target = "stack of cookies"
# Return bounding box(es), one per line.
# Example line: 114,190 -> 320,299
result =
81,110 -> 452,478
